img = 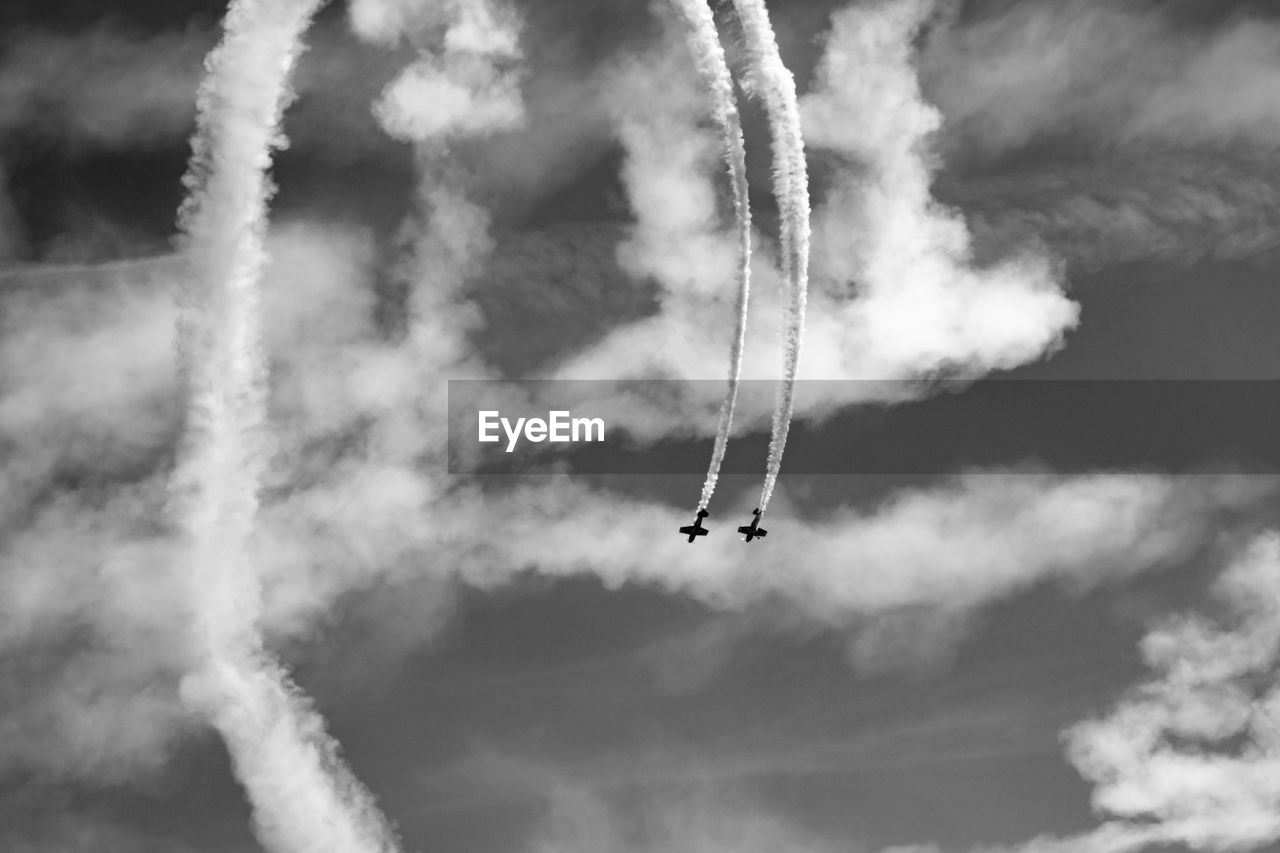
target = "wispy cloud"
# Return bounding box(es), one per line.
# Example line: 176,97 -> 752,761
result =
0,26 -> 210,148
523,780 -> 843,853
0,203 -> 1272,801
920,0 -> 1280,159
949,150 -> 1280,271
919,0 -> 1280,270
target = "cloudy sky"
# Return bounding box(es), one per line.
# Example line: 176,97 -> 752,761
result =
7,0 -> 1280,851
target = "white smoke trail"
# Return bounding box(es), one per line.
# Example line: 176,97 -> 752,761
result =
728,0 -> 811,515
171,1 -> 400,851
665,0 -> 754,514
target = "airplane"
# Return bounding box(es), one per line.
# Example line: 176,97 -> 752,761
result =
738,508 -> 767,542
679,509 -> 710,543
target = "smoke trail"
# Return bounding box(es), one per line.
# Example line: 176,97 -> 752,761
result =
728,0 -> 811,515
170,1 -> 400,851
666,0 -> 754,513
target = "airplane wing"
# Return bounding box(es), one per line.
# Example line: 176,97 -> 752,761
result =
737,526 -> 751,535
679,526 -> 695,535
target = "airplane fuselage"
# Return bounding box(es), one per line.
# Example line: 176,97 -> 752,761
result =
738,508 -> 767,542
679,509 -> 710,543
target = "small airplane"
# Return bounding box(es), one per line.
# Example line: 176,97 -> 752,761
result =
738,508 -> 767,542
679,509 -> 710,542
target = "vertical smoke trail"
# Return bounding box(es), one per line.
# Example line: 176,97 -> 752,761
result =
728,0 -> 811,515
667,0 -> 754,513
171,1 -> 400,851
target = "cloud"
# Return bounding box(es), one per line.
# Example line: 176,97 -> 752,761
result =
0,256 -> 180,527
0,26 -> 210,148
947,150 -> 1280,271
0,480 -> 191,782
915,0 -> 1280,270
798,0 -> 1077,382
892,532 -> 1280,853
357,0 -> 524,146
524,781 -> 843,853
920,0 -> 1280,160
442,522 -> 1280,853
554,0 -> 1076,395
0,201 -> 1272,792
440,474 -> 1262,635
347,0 -> 449,46
534,5 -> 781,386
374,51 -> 524,143
7,2 -> 1280,844
608,13 -> 740,307
1058,532 -> 1280,851
6,0 -> 1279,280
0,224 -> 391,784
437,752 -> 845,853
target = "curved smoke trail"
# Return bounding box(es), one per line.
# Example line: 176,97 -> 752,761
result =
171,1 -> 400,851
729,0 -> 811,515
667,0 -> 754,513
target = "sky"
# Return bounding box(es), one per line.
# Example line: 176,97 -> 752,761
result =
6,0 -> 1280,851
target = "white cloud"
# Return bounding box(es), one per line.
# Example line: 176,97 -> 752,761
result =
8,4 -> 1280,844
1059,533 -> 1280,851
439,474 -> 1262,634
555,0 -> 1076,395
375,52 -> 524,142
800,0 -> 1077,380
0,205 -> 1269,790
361,0 -> 525,145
